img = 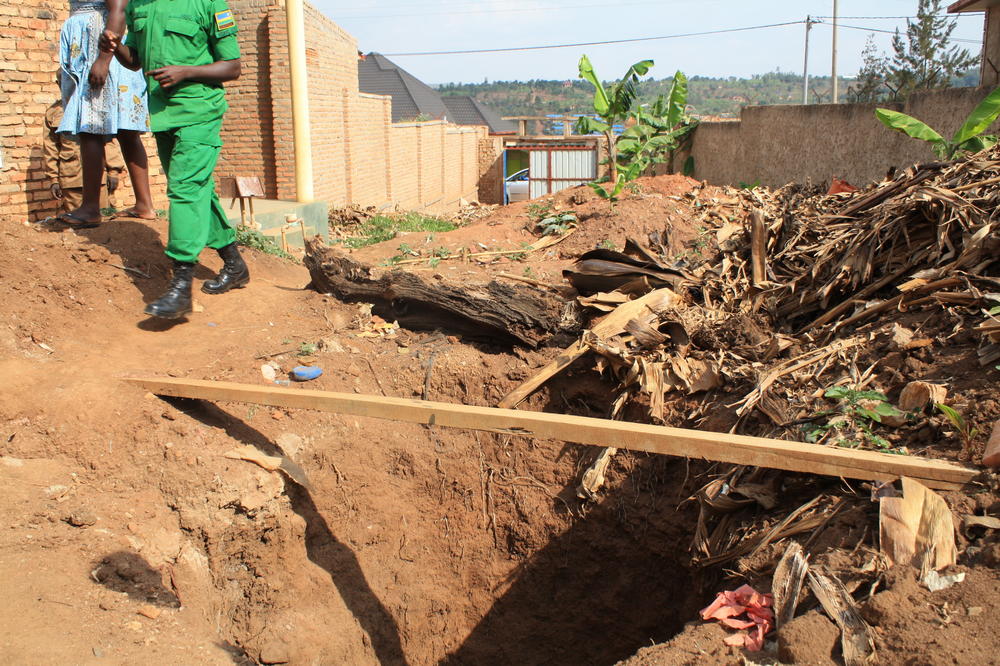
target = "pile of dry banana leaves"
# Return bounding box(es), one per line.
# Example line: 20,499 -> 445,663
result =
548,147 -> 1000,438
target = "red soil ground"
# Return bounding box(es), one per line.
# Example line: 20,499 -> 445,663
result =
2,175 -> 997,665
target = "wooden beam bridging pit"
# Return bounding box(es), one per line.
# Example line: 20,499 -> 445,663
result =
126,377 -> 980,491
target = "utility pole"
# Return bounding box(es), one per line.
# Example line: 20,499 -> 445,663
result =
802,16 -> 814,105
831,0 -> 840,104
287,0 -> 314,202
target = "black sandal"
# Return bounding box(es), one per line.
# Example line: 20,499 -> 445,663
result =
55,211 -> 102,229
110,208 -> 156,220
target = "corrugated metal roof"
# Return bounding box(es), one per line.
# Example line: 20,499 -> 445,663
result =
358,53 -> 449,122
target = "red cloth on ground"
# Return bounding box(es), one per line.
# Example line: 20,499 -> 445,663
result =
700,584 -> 774,652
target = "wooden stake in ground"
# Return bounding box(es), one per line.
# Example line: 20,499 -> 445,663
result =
750,209 -> 768,288
127,377 -> 979,490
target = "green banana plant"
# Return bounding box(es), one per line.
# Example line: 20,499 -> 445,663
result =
626,73 -> 699,178
575,55 -> 653,201
575,57 -> 697,204
876,85 -> 1000,160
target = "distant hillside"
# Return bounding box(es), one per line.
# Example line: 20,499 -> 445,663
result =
436,71 -> 979,122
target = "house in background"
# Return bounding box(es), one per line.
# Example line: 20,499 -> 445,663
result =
358,52 -> 515,134
949,0 -> 1000,86
441,96 -> 517,135
358,52 -> 449,123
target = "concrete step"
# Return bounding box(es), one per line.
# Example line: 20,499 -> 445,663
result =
225,198 -> 328,249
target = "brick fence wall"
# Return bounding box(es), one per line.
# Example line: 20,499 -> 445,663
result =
220,0 -> 485,211
478,136 -> 505,205
1,0 -> 488,224
215,0 -> 279,199
687,86 -> 1000,189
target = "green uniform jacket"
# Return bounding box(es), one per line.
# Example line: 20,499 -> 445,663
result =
125,0 -> 240,132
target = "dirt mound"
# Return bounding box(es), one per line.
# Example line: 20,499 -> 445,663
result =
342,174 -> 718,303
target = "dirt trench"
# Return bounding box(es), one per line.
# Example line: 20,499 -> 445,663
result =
0,216 -> 719,665
156,365 -> 712,666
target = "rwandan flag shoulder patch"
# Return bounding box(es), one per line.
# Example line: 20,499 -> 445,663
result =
214,9 -> 236,31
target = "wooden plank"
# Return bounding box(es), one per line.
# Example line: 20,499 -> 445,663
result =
497,288 -> 680,409
126,377 -> 979,490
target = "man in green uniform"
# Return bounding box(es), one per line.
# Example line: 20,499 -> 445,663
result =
100,0 -> 248,319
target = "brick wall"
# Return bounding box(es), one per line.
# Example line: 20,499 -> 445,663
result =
224,1 -> 487,212
478,136 -> 504,204
0,0 -> 168,223
215,0 -> 280,198
347,93 -> 391,206
1,0 -> 493,223
389,124 -> 420,208
688,86 -> 1000,189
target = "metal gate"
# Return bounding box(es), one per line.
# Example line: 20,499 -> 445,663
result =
528,146 -> 596,198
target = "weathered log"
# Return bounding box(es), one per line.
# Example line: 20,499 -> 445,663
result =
304,238 -> 580,347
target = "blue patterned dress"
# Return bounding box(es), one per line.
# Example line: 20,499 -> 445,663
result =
58,0 -> 149,135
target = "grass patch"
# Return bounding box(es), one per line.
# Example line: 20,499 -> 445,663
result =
340,213 -> 457,249
236,226 -> 296,261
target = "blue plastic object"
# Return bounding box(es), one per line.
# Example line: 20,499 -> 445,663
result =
291,366 -> 323,382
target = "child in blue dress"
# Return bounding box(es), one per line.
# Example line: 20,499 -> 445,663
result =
56,0 -> 154,227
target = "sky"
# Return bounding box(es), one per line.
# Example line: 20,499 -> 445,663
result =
308,0 -> 986,85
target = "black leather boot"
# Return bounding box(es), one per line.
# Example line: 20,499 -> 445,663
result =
202,242 -> 249,294
144,260 -> 195,319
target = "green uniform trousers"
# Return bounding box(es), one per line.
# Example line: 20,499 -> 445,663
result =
154,117 -> 235,264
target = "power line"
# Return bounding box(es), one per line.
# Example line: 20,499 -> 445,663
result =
333,0 -> 671,20
816,14 -> 983,19
384,20 -> 806,56
813,20 -> 982,45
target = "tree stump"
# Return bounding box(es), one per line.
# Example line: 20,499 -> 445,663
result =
304,238 -> 580,348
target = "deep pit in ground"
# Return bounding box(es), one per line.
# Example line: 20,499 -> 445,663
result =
163,365 -> 713,666
0,216 -> 719,665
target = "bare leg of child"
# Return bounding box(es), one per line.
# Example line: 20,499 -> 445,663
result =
61,132 -> 106,225
116,129 -> 156,219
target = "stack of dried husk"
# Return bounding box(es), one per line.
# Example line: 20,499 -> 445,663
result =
554,149 -> 1000,579
561,146 -> 1000,434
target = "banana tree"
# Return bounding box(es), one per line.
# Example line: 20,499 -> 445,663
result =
876,85 -> 1000,159
576,58 -> 697,202
624,72 -> 699,177
575,55 -> 653,201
